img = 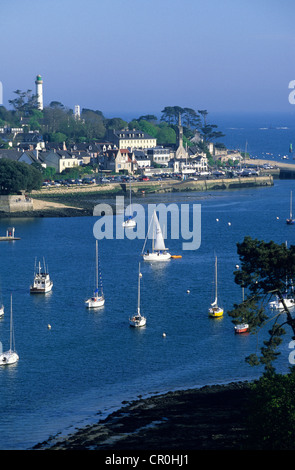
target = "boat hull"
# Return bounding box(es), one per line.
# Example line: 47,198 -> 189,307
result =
123,219 -> 136,228
234,323 -> 249,334
0,350 -> 19,365
30,282 -> 53,294
0,305 -> 4,316
269,297 -> 295,310
143,252 -> 171,262
85,296 -> 105,308
208,307 -> 223,318
129,315 -> 146,327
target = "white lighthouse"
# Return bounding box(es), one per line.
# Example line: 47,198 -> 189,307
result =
35,74 -> 43,110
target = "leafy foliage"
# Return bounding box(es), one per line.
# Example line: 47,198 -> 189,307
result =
2,92 -> 225,150
0,159 -> 42,194
228,236 -> 295,373
247,369 -> 295,449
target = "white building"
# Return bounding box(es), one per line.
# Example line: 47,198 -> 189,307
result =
74,105 -> 81,119
35,75 -> 43,110
147,146 -> 171,167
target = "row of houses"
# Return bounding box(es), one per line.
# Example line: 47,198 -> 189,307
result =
0,144 -> 209,176
0,119 -> 211,175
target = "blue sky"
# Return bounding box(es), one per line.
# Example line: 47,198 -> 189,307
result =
1,0 -> 295,118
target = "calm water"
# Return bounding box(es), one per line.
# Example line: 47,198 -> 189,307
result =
213,111 -> 295,159
0,179 -> 294,449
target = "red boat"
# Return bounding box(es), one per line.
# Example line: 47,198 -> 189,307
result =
234,323 -> 249,334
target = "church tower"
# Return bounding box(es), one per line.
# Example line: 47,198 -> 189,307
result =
175,113 -> 187,159
35,75 -> 43,110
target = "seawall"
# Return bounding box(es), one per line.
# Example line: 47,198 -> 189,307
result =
0,194 -> 34,212
148,175 -> 273,193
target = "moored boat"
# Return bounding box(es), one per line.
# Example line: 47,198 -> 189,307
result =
30,259 -> 53,294
0,295 -> 19,366
122,181 -> 136,228
234,323 -> 249,334
129,263 -> 146,327
286,190 -> 294,224
209,256 -> 223,318
85,240 -> 105,308
142,211 -> 171,262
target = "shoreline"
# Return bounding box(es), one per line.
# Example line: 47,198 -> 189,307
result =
0,175 -> 274,219
34,381 -> 252,451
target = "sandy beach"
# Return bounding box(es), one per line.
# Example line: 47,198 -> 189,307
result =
33,382 -> 252,451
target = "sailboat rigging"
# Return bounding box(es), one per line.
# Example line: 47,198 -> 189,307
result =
30,258 -> 53,294
142,211 -> 171,261
208,256 -> 223,318
129,263 -> 146,327
122,181 -> 136,228
0,295 -> 19,365
0,280 -> 4,317
85,240 -> 105,308
286,190 -> 294,225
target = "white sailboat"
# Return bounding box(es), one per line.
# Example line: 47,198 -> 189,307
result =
85,240 -> 105,308
30,258 -> 53,294
142,211 -> 171,261
0,284 -> 4,317
129,263 -> 146,327
286,190 -> 294,225
209,256 -> 223,318
269,277 -> 295,310
269,295 -> 295,310
122,181 -> 136,228
0,295 -> 19,365
0,278 -> 4,316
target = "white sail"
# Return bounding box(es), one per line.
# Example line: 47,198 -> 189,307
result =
153,212 -> 167,251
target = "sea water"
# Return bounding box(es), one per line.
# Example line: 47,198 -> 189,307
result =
0,115 -> 295,449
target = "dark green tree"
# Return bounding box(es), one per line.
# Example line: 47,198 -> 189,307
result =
8,89 -> 39,118
0,159 -> 42,194
160,106 -> 184,125
138,114 -> 157,122
228,236 -> 295,373
247,368 -> 295,449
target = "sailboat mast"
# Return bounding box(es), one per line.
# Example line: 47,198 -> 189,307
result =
96,240 -> 98,291
137,263 -> 141,314
215,256 -> 218,303
290,191 -> 293,219
10,294 -> 13,351
129,181 -> 132,213
152,213 -> 155,253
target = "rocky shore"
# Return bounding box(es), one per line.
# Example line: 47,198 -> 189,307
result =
34,382 -> 252,451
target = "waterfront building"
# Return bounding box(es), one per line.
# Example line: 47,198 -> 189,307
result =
101,148 -> 137,174
147,146 -> 172,167
107,129 -> 156,150
44,150 -> 82,173
133,150 -> 151,169
18,150 -> 47,168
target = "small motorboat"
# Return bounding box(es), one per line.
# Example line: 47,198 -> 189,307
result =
234,323 -> 249,334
